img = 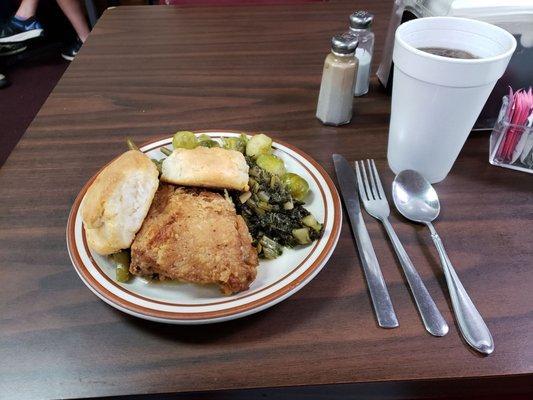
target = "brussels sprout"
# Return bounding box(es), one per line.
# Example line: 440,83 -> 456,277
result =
281,172 -> 309,201
199,140 -> 220,148
172,131 -> 198,149
222,135 -> 247,153
198,134 -> 220,148
256,154 -> 286,176
246,133 -> 272,158
112,251 -> 131,283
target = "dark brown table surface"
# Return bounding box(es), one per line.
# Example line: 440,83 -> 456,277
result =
1,1 -> 532,399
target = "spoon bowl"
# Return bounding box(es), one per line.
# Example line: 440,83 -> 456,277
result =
392,170 -> 440,223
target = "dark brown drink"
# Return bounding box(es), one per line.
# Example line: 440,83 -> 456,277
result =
418,47 -> 478,59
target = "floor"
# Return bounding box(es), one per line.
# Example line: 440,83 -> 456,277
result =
0,50 -> 68,166
0,0 -> 72,167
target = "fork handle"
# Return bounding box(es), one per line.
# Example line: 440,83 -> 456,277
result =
382,218 -> 449,337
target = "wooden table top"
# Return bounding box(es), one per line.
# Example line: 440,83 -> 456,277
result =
0,1 -> 532,399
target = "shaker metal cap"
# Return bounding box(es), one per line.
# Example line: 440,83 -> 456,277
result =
331,33 -> 358,55
349,11 -> 374,29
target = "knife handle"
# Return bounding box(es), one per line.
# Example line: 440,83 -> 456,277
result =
351,212 -> 399,328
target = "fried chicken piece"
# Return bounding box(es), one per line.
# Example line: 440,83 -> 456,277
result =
130,185 -> 258,295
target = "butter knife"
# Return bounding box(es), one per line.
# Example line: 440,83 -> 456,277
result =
333,154 -> 399,328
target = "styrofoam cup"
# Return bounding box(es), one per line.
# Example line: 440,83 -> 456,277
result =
387,17 -> 516,183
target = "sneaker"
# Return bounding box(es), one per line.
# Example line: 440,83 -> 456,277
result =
0,16 -> 43,43
61,37 -> 82,61
0,42 -> 27,57
0,73 -> 8,89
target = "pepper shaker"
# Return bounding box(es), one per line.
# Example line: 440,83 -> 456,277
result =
349,11 -> 375,96
316,33 -> 359,126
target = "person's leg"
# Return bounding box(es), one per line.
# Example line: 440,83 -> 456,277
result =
55,0 -> 89,42
15,0 -> 40,20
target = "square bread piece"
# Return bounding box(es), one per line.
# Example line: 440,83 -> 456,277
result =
161,146 -> 249,191
130,185 -> 258,295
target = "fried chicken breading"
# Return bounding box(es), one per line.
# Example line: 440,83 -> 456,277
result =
130,185 -> 258,294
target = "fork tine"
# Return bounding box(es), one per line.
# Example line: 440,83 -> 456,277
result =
354,161 -> 368,201
360,160 -> 375,200
370,159 -> 386,200
365,159 -> 378,200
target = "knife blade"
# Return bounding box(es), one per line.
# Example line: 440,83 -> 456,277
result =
333,154 -> 398,328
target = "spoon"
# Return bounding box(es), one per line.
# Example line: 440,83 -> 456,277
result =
392,170 -> 494,355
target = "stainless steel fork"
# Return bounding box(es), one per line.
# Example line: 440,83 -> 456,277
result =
355,160 -> 449,337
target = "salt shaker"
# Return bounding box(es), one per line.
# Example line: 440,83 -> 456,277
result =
349,11 -> 374,96
316,34 -> 359,126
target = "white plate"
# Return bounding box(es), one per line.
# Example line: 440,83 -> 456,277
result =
67,131 -> 342,324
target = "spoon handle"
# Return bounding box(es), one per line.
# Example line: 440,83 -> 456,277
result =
427,223 -> 494,354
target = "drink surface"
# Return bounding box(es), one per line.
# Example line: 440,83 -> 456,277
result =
418,47 -> 478,59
